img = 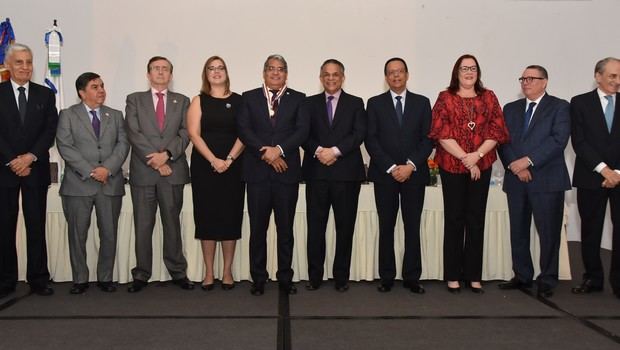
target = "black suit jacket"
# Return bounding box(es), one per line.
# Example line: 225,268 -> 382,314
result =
237,87 -> 307,184
499,94 -> 571,193
365,90 -> 433,185
571,89 -> 620,189
0,81 -> 58,187
300,91 -> 366,182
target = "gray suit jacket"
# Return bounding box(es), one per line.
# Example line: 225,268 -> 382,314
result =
125,90 -> 190,185
56,103 -> 129,196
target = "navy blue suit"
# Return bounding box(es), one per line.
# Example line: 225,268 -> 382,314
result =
300,91 -> 366,285
237,87 -> 307,286
0,81 -> 58,291
498,93 -> 570,290
366,90 -> 432,285
571,89 -> 620,293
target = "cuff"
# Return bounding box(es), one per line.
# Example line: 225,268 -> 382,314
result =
276,145 -> 285,158
386,164 -> 397,174
595,162 -> 608,173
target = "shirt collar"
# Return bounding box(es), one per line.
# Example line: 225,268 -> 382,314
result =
526,92 -> 545,106
10,79 -> 29,92
151,87 -> 168,96
389,89 -> 406,101
325,89 -> 342,101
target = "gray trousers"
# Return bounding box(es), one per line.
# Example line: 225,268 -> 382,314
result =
61,192 -> 122,283
130,180 -> 187,281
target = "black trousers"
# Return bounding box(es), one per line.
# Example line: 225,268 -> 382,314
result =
306,180 -> 361,284
374,181 -> 425,285
247,181 -> 298,285
440,168 -> 491,282
0,185 -> 50,289
577,187 -> 620,292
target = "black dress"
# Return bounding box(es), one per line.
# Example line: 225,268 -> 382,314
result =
191,93 -> 244,240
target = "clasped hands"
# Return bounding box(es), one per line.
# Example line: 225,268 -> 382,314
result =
391,164 -> 415,183
146,151 -> 173,177
460,152 -> 481,181
601,167 -> 620,188
315,147 -> 338,166
90,166 -> 110,184
8,153 -> 35,177
260,146 -> 287,173
508,157 -> 532,183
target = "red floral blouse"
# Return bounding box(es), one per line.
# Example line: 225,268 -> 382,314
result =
429,89 -> 509,174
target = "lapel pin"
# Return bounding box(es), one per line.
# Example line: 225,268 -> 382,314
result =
173,99 -> 177,104
105,112 -> 110,116
226,103 -> 231,109
286,92 -> 290,95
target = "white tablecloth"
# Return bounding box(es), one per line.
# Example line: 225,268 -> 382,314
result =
16,184 -> 571,283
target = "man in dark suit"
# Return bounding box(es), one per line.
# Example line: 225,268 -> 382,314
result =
125,56 -> 193,293
237,54 -> 308,296
365,57 -> 432,294
300,59 -> 366,292
56,72 -> 129,294
570,57 -> 620,299
0,43 -> 57,298
498,65 -> 570,298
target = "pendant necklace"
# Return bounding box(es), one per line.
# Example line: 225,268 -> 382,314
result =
463,97 -> 476,131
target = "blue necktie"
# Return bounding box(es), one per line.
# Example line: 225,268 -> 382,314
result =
327,95 -> 334,125
90,110 -> 100,138
395,96 -> 403,125
605,95 -> 614,132
523,101 -> 536,132
17,86 -> 27,123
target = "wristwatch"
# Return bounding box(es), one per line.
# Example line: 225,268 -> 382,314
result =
478,152 -> 484,159
226,155 -> 235,161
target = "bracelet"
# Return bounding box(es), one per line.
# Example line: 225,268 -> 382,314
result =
226,155 -> 235,161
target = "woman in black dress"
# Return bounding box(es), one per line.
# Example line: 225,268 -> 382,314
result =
187,56 -> 244,290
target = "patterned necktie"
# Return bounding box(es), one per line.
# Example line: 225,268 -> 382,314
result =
395,96 -> 403,125
90,110 -> 100,138
327,95 -> 334,125
156,92 -> 165,131
17,86 -> 27,123
605,95 -> 614,132
269,89 -> 279,126
523,101 -> 537,132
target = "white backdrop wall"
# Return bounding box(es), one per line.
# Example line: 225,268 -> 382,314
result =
4,0 -> 619,248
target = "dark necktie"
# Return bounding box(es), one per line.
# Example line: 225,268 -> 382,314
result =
327,95 -> 334,125
90,110 -> 100,138
395,96 -> 403,125
523,101 -> 536,132
17,86 -> 27,123
605,95 -> 614,132
270,89 -> 279,126
156,92 -> 165,131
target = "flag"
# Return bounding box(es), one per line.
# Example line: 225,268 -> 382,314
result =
45,20 -> 64,181
0,17 -> 16,81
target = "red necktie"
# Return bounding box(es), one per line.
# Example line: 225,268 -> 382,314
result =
156,92 -> 165,131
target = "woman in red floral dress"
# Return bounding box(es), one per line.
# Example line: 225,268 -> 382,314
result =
429,54 -> 509,294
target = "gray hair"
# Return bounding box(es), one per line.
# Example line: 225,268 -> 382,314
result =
594,57 -> 620,75
5,43 -> 33,60
263,54 -> 287,72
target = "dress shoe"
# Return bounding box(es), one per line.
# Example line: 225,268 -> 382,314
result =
403,281 -> 425,294
305,281 -> 321,291
172,277 -> 194,290
31,285 -> 54,296
335,282 -> 349,292
70,283 -> 89,295
97,281 -> 116,293
537,288 -> 554,298
250,283 -> 265,296
470,285 -> 485,294
128,279 -> 148,293
221,282 -> 235,291
377,284 -> 392,293
447,285 -> 461,293
0,286 -> 16,298
280,283 -> 297,295
571,279 -> 603,294
201,283 -> 215,291
498,278 -> 532,290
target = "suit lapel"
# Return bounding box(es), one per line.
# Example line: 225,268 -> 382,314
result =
589,90 -> 610,134
330,91 -> 346,129
0,82 -> 22,128
384,91 -> 399,126
142,91 -> 160,132
99,106 -> 112,139
164,91 -> 180,131
315,93 -> 330,129
611,92 -> 620,136
524,95 -> 549,137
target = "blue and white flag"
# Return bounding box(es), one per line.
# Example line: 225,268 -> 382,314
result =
44,20 -> 64,111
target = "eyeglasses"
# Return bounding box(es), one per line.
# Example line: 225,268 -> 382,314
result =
459,66 -> 478,73
518,76 -> 545,84
207,66 -> 226,73
150,66 -> 170,72
266,66 -> 286,73
387,69 -> 406,76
